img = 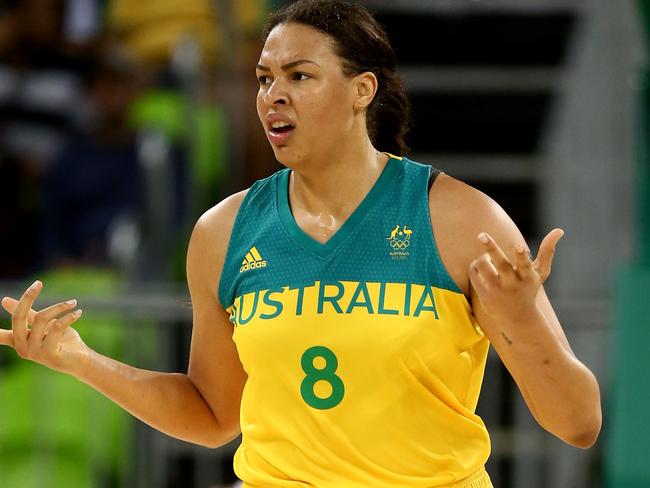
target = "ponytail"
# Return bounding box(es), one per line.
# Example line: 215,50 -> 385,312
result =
368,68 -> 411,156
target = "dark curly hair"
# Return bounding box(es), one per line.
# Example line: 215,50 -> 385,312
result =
263,0 -> 411,156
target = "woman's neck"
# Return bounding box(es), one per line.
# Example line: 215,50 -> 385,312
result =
288,139 -> 389,226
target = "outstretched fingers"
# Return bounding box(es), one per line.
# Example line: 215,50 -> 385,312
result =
12,281 -> 43,354
31,299 -> 78,341
513,243 -> 533,279
1,283 -> 80,357
478,233 -> 516,277
42,309 -> 83,351
469,253 -> 497,293
469,254 -> 492,289
533,228 -> 565,282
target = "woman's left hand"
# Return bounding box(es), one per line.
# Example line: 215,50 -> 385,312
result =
468,228 -> 564,322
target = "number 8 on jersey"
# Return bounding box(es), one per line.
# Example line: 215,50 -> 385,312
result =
300,346 -> 345,409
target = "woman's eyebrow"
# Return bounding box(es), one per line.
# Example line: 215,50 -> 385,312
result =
256,59 -> 321,71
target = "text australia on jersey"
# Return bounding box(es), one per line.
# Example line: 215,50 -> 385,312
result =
228,280 -> 441,326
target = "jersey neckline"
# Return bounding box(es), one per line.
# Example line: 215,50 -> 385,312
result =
276,156 -> 400,258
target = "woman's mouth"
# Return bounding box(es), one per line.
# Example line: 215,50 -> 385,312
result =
268,122 -> 296,145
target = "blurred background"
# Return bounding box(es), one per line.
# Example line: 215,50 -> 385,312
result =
0,0 -> 647,486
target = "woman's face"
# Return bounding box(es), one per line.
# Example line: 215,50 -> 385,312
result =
256,23 -> 360,165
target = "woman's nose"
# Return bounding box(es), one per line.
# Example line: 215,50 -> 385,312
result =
263,80 -> 288,106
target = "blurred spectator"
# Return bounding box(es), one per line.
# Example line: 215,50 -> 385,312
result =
107,0 -> 267,69
106,0 -> 277,185
0,0 -> 90,167
0,0 -> 94,278
0,0 -> 273,279
41,50 -> 144,268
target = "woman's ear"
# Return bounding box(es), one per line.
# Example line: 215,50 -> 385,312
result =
353,71 -> 378,113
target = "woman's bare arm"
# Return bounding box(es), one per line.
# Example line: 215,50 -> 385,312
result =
0,191 -> 248,448
430,175 -> 602,449
186,192 -> 249,443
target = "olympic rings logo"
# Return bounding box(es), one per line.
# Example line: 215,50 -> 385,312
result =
389,239 -> 411,250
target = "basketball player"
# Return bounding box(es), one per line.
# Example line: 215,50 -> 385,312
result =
1,1 -> 601,487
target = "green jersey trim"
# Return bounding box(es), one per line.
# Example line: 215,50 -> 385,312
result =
276,156 -> 400,258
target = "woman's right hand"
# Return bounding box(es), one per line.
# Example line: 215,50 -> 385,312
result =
1,280 -> 89,377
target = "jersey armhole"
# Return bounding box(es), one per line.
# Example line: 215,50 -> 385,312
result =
424,165 -> 465,296
216,170 -> 289,307
428,167 -> 441,193
216,198 -> 248,309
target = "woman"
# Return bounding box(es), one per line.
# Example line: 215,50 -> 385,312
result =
1,1 -> 601,487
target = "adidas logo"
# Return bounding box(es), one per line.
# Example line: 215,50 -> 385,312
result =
240,246 -> 267,273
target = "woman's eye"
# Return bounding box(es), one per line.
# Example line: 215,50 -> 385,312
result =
258,75 -> 271,85
292,72 -> 310,81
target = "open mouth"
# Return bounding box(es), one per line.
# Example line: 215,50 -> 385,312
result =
269,122 -> 295,134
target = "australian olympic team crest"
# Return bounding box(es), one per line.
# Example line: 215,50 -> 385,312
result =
387,224 -> 413,259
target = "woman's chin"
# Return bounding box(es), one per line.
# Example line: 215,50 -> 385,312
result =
273,146 -> 305,166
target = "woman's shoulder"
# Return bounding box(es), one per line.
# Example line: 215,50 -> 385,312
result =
195,189 -> 250,238
195,168 -> 287,236
186,189 -> 251,306
429,173 -> 506,224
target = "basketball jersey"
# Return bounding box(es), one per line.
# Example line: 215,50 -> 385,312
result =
218,156 -> 492,487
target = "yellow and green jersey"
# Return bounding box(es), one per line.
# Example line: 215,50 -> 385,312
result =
218,156 -> 492,487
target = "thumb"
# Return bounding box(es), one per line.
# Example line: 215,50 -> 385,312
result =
2,296 -> 18,313
2,296 -> 37,322
0,329 -> 15,348
533,228 -> 564,282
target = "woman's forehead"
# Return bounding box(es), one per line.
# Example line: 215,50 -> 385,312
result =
259,23 -> 336,66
